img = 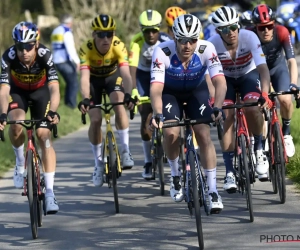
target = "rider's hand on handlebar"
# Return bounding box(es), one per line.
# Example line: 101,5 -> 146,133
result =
149,114 -> 164,131
47,110 -> 60,124
258,92 -> 272,109
211,107 -> 224,122
124,93 -> 135,110
289,83 -> 300,99
0,113 -> 7,130
78,98 -> 90,114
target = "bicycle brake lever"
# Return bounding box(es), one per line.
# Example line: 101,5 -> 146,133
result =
52,124 -> 58,138
0,130 -> 5,142
262,107 -> 269,121
81,113 -> 86,124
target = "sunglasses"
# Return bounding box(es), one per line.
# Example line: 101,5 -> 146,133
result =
96,31 -> 114,38
257,24 -> 274,32
177,38 -> 198,45
142,28 -> 159,34
217,24 -> 239,34
15,42 -> 36,52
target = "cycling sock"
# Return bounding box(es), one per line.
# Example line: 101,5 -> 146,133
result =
222,151 -> 234,175
117,128 -> 129,153
253,134 -> 263,151
12,144 -> 25,167
44,172 -> 55,195
168,156 -> 180,176
90,143 -> 102,166
282,118 -> 291,135
204,168 -> 217,194
142,140 -> 152,163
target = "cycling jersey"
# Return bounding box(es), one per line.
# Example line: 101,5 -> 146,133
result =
129,32 -> 171,71
208,29 -> 266,78
79,36 -> 129,77
251,25 -> 295,69
0,44 -> 59,91
150,40 -> 223,92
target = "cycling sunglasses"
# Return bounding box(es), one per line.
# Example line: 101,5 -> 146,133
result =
96,31 -> 114,38
15,42 -> 36,52
257,24 -> 274,32
142,28 -> 159,34
177,38 -> 198,45
217,23 -> 239,34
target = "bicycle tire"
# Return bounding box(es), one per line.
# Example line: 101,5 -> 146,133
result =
26,150 -> 38,239
239,134 -> 254,222
36,155 -> 43,227
274,122 -> 286,204
267,123 -> 278,194
107,131 -> 119,213
188,150 -> 204,249
157,142 -> 165,196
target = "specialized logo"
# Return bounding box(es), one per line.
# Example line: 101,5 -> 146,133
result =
199,104 -> 206,116
153,58 -> 162,69
165,103 -> 172,113
185,16 -> 192,26
209,53 -> 219,63
187,134 -> 192,145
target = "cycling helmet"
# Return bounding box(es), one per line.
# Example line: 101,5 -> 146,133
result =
165,6 -> 186,27
12,22 -> 39,43
211,6 -> 239,27
252,4 -> 275,24
172,14 -> 202,39
139,9 -> 162,30
239,10 -> 253,26
91,14 -> 116,31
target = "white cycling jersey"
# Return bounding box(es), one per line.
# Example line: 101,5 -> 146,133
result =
150,39 -> 223,92
208,29 -> 266,78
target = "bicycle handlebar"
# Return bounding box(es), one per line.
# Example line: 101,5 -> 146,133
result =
0,119 -> 58,142
81,101 -> 136,125
222,101 -> 269,121
268,89 -> 300,109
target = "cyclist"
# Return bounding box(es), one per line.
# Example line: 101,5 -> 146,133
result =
208,6 -> 272,191
129,10 -> 171,179
164,6 -> 187,39
0,22 -> 60,214
251,4 -> 297,161
78,14 -> 135,187
150,14 -> 227,213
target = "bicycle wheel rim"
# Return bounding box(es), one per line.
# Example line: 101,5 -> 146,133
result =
268,124 -> 278,194
107,131 -> 119,213
274,123 -> 286,204
37,156 -> 43,227
157,144 -> 165,196
239,134 -> 254,222
188,151 -> 204,249
26,150 -> 38,238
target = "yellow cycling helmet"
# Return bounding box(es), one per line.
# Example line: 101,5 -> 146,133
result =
139,9 -> 162,31
91,14 -> 116,31
165,6 -> 186,27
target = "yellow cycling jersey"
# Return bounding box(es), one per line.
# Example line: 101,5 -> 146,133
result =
79,36 -> 129,77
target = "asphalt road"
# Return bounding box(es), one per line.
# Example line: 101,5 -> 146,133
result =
0,112 -> 300,250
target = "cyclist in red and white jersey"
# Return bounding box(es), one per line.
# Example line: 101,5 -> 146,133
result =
150,14 -> 227,213
251,4 -> 298,159
208,6 -> 272,192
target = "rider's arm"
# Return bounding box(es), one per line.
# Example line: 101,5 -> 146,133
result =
0,53 -> 11,114
119,65 -> 132,95
129,38 -> 140,90
205,42 -> 227,108
278,25 -> 299,85
205,71 -> 215,98
0,85 -> 10,114
150,46 -> 166,115
48,83 -> 60,112
78,42 -> 91,99
249,33 -> 270,93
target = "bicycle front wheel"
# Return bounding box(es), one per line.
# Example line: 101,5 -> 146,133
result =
274,122 -> 286,204
26,150 -> 38,239
238,134 -> 254,222
107,131 -> 119,213
36,155 -> 43,227
157,131 -> 165,196
188,150 -> 204,249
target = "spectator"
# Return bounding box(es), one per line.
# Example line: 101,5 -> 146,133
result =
51,14 -> 80,109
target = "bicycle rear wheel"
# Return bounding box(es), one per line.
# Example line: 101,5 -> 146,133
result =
107,131 -> 119,213
273,123 -> 286,204
26,150 -> 39,239
188,150 -> 204,249
238,134 -> 254,222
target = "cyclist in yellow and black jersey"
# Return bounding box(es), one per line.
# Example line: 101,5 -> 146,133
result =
78,14 -> 135,188
129,9 -> 171,179
0,21 -> 60,214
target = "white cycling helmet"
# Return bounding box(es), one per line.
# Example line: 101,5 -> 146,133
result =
211,6 -> 239,28
12,21 -> 39,43
172,14 -> 202,39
